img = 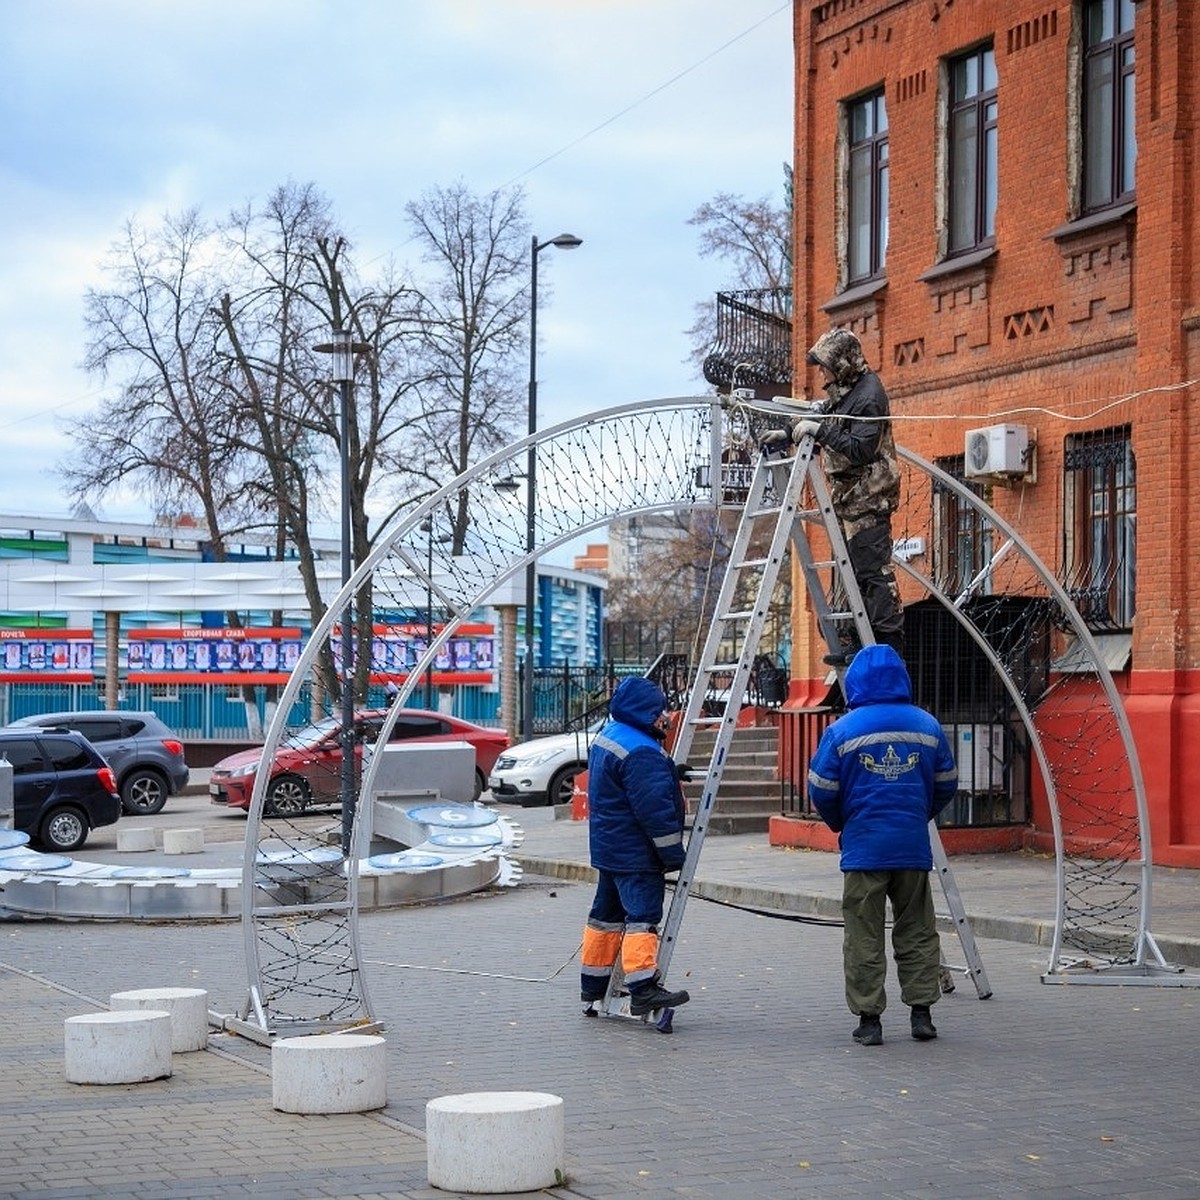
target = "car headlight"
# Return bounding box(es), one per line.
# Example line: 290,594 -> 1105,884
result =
511,747 -> 569,768
230,760 -> 261,778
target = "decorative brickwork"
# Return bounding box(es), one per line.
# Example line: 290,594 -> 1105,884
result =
1004,306 -> 1054,340
1006,10 -> 1058,54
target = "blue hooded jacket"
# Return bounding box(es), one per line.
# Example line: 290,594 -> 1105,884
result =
807,644 -> 958,871
587,676 -> 686,874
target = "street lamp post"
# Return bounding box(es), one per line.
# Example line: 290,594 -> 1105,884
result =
314,327 -> 369,857
420,519 -> 452,709
524,232 -> 581,743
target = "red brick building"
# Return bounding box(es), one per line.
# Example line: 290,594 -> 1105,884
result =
783,0 -> 1200,865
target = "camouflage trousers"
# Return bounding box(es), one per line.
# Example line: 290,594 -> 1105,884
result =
841,512 -> 903,637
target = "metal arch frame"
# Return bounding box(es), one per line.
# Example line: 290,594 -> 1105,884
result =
240,396 -> 1189,1034
893,449 -> 1176,980
241,397 -> 725,1032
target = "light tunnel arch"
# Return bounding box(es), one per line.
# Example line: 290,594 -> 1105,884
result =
239,396 -> 1165,1035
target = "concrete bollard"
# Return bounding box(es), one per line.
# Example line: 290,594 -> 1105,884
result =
271,1033 -> 387,1114
110,987 -> 209,1052
426,1091 -> 565,1193
116,827 -> 155,853
64,1010 -> 172,1084
162,827 -> 204,855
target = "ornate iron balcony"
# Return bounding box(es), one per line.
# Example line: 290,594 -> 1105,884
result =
703,289 -> 793,398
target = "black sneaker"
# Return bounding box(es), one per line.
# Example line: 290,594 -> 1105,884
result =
910,1006 -> 938,1041
852,1014 -> 883,1046
629,984 -> 690,1016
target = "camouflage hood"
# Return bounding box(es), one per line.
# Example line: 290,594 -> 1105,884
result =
807,328 -> 868,389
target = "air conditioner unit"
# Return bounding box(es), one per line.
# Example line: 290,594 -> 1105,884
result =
964,424 -> 1030,478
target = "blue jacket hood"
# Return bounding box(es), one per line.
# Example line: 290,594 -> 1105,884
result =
844,644 -> 912,708
610,676 -> 667,734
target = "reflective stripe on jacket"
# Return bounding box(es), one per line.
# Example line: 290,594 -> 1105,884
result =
807,645 -> 958,871
587,682 -> 685,874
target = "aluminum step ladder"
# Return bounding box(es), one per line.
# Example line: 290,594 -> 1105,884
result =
594,433 -> 989,1024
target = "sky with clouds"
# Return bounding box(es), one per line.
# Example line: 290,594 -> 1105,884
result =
0,0 -> 794,529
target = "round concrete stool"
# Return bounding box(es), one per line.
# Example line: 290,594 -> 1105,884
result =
110,987 -> 209,1052
426,1091 -> 565,1194
117,826 -> 155,852
162,827 -> 204,855
271,1033 -> 387,1114
64,1010 -> 172,1084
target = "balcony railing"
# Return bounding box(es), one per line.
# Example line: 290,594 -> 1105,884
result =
702,289 -> 793,398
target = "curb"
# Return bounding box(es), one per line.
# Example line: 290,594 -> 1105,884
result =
514,854 -> 1200,970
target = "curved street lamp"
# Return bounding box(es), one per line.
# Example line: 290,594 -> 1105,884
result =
523,232 -> 582,743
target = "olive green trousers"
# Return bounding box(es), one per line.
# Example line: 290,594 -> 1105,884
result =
842,869 -> 941,1016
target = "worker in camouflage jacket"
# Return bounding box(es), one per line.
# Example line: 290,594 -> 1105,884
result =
769,326 -> 904,662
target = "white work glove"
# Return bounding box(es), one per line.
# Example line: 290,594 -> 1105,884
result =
758,428 -> 791,453
792,419 -> 821,442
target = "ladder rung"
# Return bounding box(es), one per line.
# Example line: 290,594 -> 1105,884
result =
688,716 -> 724,726
749,506 -> 783,519
719,610 -> 754,622
736,557 -> 769,569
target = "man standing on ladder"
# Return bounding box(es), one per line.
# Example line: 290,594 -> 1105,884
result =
580,677 -> 691,1017
807,644 -> 958,1046
770,327 -> 904,664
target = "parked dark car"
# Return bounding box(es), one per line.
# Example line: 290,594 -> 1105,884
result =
7,710 -> 189,815
0,728 -> 121,851
209,708 -> 509,816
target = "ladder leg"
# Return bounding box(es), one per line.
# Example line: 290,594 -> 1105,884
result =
930,823 -> 993,999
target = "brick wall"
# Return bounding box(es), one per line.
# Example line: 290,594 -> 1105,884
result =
788,0 -> 1200,862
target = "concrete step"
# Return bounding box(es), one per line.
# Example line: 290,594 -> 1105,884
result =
689,762 -> 778,780
687,810 -> 775,835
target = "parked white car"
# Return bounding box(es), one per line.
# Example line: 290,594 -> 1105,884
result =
487,725 -> 600,807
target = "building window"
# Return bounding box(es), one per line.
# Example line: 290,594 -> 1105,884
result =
847,91 -> 888,282
932,456 -> 992,596
1082,0 -> 1136,212
948,46 -> 998,255
1062,427 -> 1135,629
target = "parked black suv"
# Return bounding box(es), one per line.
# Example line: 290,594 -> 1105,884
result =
0,728 -> 122,851
7,711 -> 189,815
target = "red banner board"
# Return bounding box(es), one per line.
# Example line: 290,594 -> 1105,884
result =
0,629 -> 94,682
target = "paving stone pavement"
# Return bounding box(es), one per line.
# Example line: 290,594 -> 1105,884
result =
3,802 -> 1200,1198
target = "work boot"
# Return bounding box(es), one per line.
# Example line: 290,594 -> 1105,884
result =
823,633 -> 861,668
629,983 -> 690,1016
822,648 -> 858,667
910,1005 -> 938,1041
852,1014 -> 883,1046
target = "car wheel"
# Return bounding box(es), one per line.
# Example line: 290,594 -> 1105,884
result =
39,806 -> 88,852
548,764 -> 584,808
265,775 -> 310,817
472,769 -> 485,802
121,768 -> 168,816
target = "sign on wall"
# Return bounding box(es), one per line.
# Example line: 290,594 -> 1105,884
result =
0,629 -> 94,682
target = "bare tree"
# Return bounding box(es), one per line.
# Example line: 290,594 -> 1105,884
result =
404,182 -> 530,551
68,210 -> 264,544
684,168 -> 793,378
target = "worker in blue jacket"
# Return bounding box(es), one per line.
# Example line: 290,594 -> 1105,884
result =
580,676 -> 691,1017
808,644 -> 958,1045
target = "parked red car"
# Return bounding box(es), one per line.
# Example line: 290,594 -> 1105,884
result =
209,708 -> 509,816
